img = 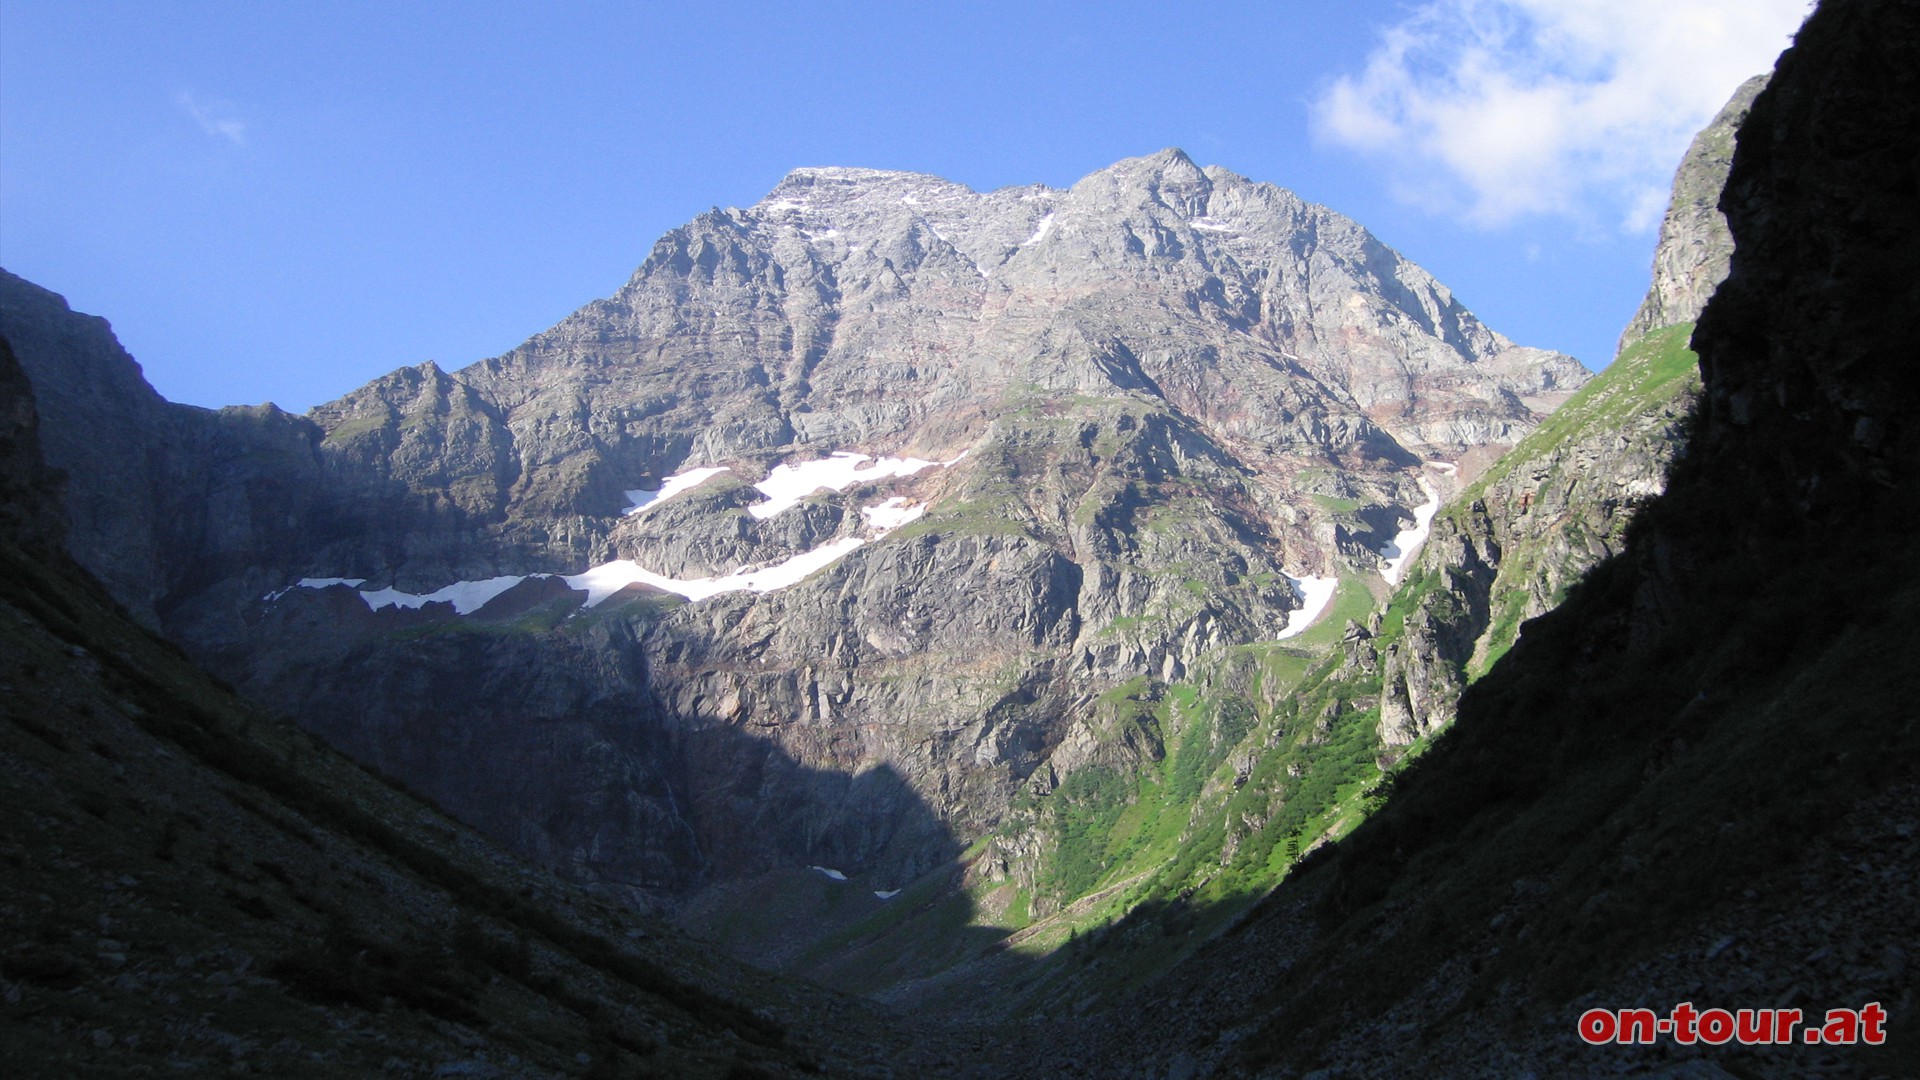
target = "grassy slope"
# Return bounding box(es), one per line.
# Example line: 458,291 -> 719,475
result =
663,331 -> 1706,1014
843,328 -> 1710,1011
1458,322 -> 1701,510
800,568 -> 1409,1012
1462,323 -> 1700,671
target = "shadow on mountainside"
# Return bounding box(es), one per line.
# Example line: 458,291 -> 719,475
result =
214,580 -> 1056,1001
1058,4 -> 1920,1071
1213,420 -> 1920,1075
1019,373 -> 1920,1076
0,342 -> 932,1078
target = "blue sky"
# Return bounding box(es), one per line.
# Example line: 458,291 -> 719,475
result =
1,1 -> 1808,412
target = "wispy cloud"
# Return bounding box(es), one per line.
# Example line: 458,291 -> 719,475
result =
176,91 -> 248,145
1315,0 -> 1811,231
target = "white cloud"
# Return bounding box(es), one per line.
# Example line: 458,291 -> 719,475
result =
176,91 -> 248,145
1316,0 -> 1812,230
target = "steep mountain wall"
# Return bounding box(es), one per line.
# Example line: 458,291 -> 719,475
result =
1375,323 -> 1701,745
2,151 -> 1585,909
1620,74 -> 1768,345
0,334 -> 67,559
1372,74 -> 1768,746
1075,1 -> 1920,1074
0,272 -> 472,631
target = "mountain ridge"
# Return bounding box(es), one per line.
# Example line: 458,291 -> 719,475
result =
2,147 -> 1599,1010
3,148 -> 1587,916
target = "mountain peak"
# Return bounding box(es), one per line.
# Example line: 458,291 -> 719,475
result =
2,139 -> 1589,998
1072,148 -> 1215,216
1105,147 -> 1204,182
755,165 -> 974,214
776,164 -> 929,187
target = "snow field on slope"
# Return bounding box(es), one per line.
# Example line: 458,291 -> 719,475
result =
1276,574 -> 1340,639
358,576 -> 528,615
623,466 -> 732,515
261,577 -> 365,602
860,497 -> 926,530
1380,476 -> 1443,586
561,538 -> 869,606
273,449 -> 962,614
748,450 -> 963,520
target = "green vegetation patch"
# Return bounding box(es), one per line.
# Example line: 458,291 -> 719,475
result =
1459,322 -> 1701,508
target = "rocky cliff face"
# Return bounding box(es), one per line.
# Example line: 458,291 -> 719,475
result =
1374,322 -> 1701,745
1370,73 -> 1770,746
1620,74 -> 1768,346
2,152 -> 1584,921
0,271 -> 420,629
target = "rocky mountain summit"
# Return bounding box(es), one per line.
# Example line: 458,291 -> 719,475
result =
2,150 -> 1584,925
841,77 -> 1763,1018
1621,74 -> 1768,346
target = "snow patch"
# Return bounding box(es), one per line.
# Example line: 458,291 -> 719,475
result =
360,575 -> 528,615
750,451 -> 959,520
1380,478 -> 1442,586
860,497 -> 926,531
562,537 -> 868,606
874,889 -> 901,900
1276,575 -> 1339,639
267,537 -> 871,612
1023,214 -> 1055,246
624,466 -> 732,516
269,447 -> 967,616
1428,461 -> 1458,477
275,535 -> 881,615
263,576 -> 366,602
1191,217 -> 1234,232
809,866 -> 848,882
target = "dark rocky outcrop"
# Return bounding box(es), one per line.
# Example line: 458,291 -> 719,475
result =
0,334 -> 67,559
0,348 -> 928,1079
1075,2 -> 1920,1074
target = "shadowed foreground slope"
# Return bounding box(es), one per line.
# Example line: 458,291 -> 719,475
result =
1062,2 -> 1920,1075
0,337 -> 939,1078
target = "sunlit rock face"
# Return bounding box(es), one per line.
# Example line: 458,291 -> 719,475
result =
1368,71 -> 1771,750
3,150 -> 1583,908
1621,74 -> 1768,349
